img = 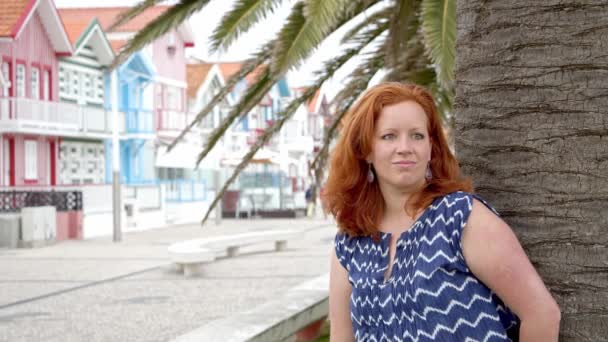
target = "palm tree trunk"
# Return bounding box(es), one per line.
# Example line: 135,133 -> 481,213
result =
454,1 -> 608,340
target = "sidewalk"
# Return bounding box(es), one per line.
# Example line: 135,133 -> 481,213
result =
0,216 -> 337,342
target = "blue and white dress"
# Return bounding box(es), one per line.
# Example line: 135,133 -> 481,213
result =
334,191 -> 520,341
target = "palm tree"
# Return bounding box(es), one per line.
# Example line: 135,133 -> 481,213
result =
454,1 -> 608,339
110,0 -> 456,223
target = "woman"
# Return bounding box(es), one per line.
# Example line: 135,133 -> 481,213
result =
324,83 -> 561,341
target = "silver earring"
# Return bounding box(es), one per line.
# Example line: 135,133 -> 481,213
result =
367,163 -> 375,183
425,162 -> 433,181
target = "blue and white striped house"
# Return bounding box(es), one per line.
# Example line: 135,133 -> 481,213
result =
103,51 -> 157,185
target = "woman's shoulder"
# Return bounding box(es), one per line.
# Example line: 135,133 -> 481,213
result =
430,191 -> 475,211
430,191 -> 501,221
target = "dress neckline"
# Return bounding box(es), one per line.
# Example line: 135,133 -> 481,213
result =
377,197 -> 439,285
376,196 -> 438,242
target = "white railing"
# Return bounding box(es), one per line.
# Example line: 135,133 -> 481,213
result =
124,183 -> 162,210
158,109 -> 196,131
0,97 -> 114,136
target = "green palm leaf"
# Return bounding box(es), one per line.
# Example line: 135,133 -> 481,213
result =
385,0 -> 420,73
199,86 -> 320,224
195,66 -> 279,165
271,0 -> 371,73
168,41 -> 274,152
311,44 -> 386,182
110,0 -> 211,69
210,0 -> 284,53
420,0 -> 456,89
340,6 -> 391,45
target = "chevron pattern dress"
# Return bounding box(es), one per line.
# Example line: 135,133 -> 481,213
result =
335,191 -> 520,341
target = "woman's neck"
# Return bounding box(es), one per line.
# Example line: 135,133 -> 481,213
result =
378,181 -> 424,221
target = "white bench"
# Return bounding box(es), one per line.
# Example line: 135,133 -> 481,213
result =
168,229 -> 299,277
171,273 -> 329,342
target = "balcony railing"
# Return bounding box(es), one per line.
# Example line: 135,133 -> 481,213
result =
157,109 -> 198,132
0,97 -> 114,136
125,108 -> 154,134
162,180 -> 206,202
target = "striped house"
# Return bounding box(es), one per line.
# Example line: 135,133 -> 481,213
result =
0,0 -> 72,187
57,17 -> 115,186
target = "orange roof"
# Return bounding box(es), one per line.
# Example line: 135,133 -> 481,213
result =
0,0 -> 34,37
58,10 -> 92,45
109,39 -> 127,53
217,62 -> 265,85
57,6 -> 171,33
186,63 -> 214,99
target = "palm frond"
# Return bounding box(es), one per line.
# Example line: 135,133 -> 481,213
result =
210,0 -> 283,53
195,67 -> 278,165
332,50 -> 386,110
110,0 -> 211,69
340,6 -> 391,45
108,0 -> 166,32
271,0 -> 373,73
385,0 -> 420,73
197,20 -> 387,224
421,0 -> 456,90
200,86 -> 321,225
311,45 -> 386,176
168,41 -> 274,152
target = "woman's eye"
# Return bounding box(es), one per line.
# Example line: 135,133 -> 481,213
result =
412,133 -> 425,140
382,133 -> 395,140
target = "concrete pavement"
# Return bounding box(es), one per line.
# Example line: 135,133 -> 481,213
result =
0,217 -> 337,342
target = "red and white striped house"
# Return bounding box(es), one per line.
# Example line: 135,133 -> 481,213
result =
0,0 -> 72,187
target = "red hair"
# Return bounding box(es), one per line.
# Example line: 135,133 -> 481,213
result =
323,82 -> 472,237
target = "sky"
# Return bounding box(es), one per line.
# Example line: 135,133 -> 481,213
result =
53,0 -> 360,93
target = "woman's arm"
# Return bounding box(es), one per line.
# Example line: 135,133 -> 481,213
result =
462,199 -> 561,341
329,247 -> 355,342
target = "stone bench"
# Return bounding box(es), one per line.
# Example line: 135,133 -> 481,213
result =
168,229 -> 299,277
170,273 -> 329,342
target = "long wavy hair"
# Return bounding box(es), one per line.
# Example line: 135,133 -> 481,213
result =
323,82 -> 472,237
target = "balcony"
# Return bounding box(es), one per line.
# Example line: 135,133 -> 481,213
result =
281,121 -> 314,153
124,108 -> 154,136
0,97 -> 115,138
156,110 -> 199,138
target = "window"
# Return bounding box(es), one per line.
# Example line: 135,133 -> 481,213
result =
43,70 -> 50,100
16,64 -> 25,97
24,140 -> 38,180
94,74 -> 103,101
1,62 -> 10,97
30,67 -> 39,99
72,71 -> 79,96
155,85 -> 163,109
83,73 -> 90,98
168,32 -> 176,47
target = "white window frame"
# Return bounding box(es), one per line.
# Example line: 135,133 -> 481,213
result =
24,140 -> 38,180
30,67 -> 39,100
16,64 -> 25,97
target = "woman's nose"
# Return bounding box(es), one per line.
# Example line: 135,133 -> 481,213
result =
396,136 -> 413,154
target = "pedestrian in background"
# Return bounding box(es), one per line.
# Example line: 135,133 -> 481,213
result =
305,185 -> 316,218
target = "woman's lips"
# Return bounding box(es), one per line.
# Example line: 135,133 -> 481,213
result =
393,161 -> 416,167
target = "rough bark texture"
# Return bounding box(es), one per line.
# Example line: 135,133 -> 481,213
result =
454,1 -> 608,340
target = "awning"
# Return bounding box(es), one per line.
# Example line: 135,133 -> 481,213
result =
220,148 -> 281,167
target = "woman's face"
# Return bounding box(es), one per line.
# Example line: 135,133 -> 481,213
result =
367,100 -> 432,192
